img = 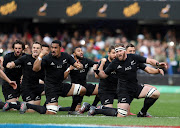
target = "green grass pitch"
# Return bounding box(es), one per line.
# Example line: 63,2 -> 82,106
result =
0,87 -> 180,126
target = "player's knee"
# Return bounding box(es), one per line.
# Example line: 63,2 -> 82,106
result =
79,86 -> 86,96
46,105 -> 58,114
73,84 -> 86,96
146,88 -> 160,99
152,90 -> 160,99
117,108 -> 127,117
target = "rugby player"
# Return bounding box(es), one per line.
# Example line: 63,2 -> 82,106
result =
2,40 -> 25,110
4,42 -> 45,112
19,40 -> 86,115
62,47 -> 99,114
90,43 -> 166,117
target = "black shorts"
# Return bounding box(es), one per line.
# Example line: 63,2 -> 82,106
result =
45,83 -> 72,104
21,84 -> 45,102
84,83 -> 96,96
117,84 -> 144,105
98,90 -> 117,105
2,84 -> 21,101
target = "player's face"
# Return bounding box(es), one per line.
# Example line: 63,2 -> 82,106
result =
108,49 -> 116,61
126,47 -> 135,54
32,44 -> 41,57
75,48 -> 83,59
51,43 -> 61,57
42,47 -> 50,54
14,44 -> 23,57
115,48 -> 126,61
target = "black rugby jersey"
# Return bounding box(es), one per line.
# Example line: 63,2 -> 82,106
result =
42,52 -> 76,87
104,54 -> 146,90
14,54 -> 44,87
99,58 -> 118,92
69,57 -> 98,85
3,52 -> 25,85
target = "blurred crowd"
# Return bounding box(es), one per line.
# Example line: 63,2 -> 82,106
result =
0,26 -> 180,75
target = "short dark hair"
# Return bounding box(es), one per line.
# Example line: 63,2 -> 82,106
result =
114,43 -> 124,48
72,46 -> 81,54
126,43 -> 135,49
52,40 -> 61,47
108,45 -> 115,53
42,44 -> 49,48
33,42 -> 42,48
12,40 -> 25,50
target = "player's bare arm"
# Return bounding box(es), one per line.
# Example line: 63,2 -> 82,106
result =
144,66 -> 164,76
93,64 -> 108,79
33,48 -> 49,72
64,65 -> 75,79
95,58 -> 107,79
146,58 -> 167,69
0,69 -> 17,89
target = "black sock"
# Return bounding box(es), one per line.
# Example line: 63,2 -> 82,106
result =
92,96 -> 100,107
95,108 -> 117,116
9,102 -> 20,110
69,95 -> 82,111
141,98 -> 158,114
59,107 -> 71,111
26,103 -> 47,114
102,106 -> 117,110
0,101 -> 5,109
16,101 -> 21,105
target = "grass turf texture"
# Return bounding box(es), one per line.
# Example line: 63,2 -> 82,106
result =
0,87 -> 180,126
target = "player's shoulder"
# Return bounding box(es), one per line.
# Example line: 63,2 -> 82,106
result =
111,58 -> 119,65
4,52 -> 14,57
42,53 -> 51,60
61,52 -> 69,56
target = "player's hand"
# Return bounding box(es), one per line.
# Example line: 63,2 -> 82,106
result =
69,65 -> 75,70
158,62 -> 168,69
101,58 -> 107,65
9,81 -> 17,90
6,62 -> 13,69
40,48 -> 49,57
93,64 -> 98,70
158,68 -> 164,76
76,59 -> 83,69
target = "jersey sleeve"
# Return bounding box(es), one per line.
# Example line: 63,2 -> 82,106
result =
138,63 -> 147,70
88,58 -> 98,67
14,55 -> 26,66
3,54 -> 9,68
104,61 -> 116,75
67,54 -> 76,65
135,54 -> 147,63
41,55 -> 48,68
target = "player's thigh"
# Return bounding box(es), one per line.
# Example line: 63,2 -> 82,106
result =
138,85 -> 159,98
99,92 -> 115,106
85,83 -> 97,96
66,83 -> 86,96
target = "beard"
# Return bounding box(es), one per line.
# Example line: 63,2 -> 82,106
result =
76,55 -> 83,60
109,56 -> 114,61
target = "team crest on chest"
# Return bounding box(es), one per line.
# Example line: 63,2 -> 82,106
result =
131,60 -> 136,65
85,63 -> 88,68
63,59 -> 67,64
